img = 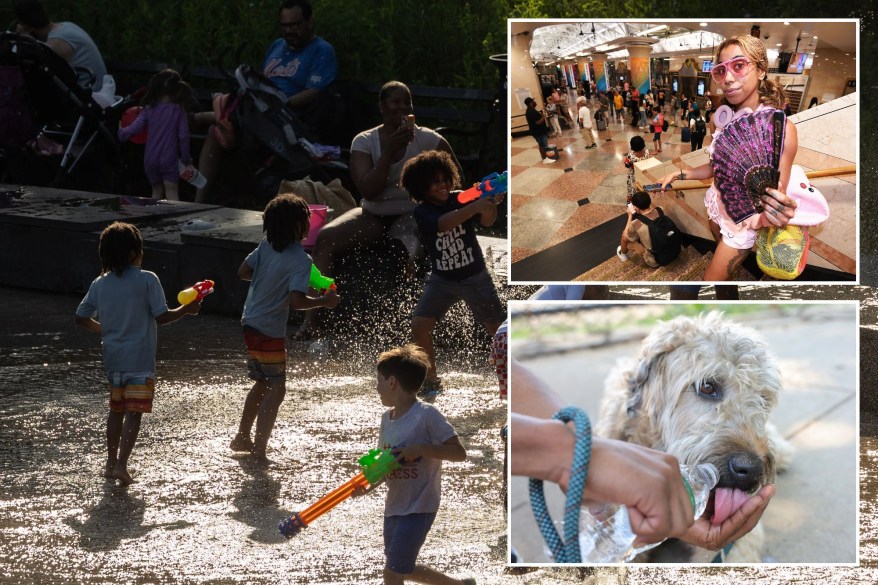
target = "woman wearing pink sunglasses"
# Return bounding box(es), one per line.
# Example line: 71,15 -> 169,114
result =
658,35 -> 798,281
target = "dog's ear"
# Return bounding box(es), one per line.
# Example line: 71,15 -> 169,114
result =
625,317 -> 693,416
625,357 -> 651,416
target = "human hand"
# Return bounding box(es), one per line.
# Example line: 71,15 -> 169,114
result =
322,289 -> 341,309
760,187 -> 797,227
681,484 -> 774,551
351,485 -> 368,498
184,300 -> 202,315
577,437 -> 695,547
659,171 -> 680,191
474,196 -> 499,213
392,444 -> 424,463
388,123 -> 414,152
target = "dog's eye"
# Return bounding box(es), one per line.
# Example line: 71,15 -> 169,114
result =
695,379 -> 722,400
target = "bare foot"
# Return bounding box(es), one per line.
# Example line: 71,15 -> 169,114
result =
250,449 -> 271,466
230,434 -> 254,452
112,467 -> 135,486
104,462 -> 115,479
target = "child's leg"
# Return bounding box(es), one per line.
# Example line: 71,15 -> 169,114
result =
163,180 -> 179,201
150,183 -> 164,199
412,316 -> 438,381
238,328 -> 286,457
252,380 -> 286,460
231,380 -> 268,451
106,410 -> 124,477
112,411 -> 142,485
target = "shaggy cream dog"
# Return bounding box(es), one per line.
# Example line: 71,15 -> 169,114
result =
595,311 -> 793,563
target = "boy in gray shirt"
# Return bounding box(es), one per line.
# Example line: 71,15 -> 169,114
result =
373,344 -> 475,585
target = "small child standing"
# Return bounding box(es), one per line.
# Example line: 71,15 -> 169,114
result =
371,344 -> 474,585
230,193 -> 340,461
401,150 -> 505,396
577,97 -> 597,149
75,221 -> 200,485
118,69 -> 194,201
623,135 -> 650,200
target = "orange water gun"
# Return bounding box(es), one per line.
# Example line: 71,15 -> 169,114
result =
278,448 -> 401,538
457,171 -> 508,204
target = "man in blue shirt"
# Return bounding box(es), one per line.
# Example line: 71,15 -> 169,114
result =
263,0 -> 337,111
195,0 -> 337,203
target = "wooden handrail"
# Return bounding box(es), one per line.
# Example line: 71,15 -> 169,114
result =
641,164 -> 857,192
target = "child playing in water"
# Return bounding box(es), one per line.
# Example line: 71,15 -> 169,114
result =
657,34 -> 797,281
75,221 -> 201,485
230,193 -> 340,461
368,344 -> 474,585
401,150 -> 505,397
118,69 -> 195,201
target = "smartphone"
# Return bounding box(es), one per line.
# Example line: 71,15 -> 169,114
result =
642,182 -> 671,192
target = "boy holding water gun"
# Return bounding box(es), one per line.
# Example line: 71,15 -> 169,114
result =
370,344 -> 475,585
75,221 -> 201,485
401,150 -> 505,397
230,193 -> 340,461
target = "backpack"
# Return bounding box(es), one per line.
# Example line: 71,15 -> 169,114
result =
662,117 -> 669,132
694,116 -> 707,135
0,65 -> 36,150
633,208 -> 682,266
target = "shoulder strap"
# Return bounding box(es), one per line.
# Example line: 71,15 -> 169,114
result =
632,212 -> 652,225
656,207 -> 665,218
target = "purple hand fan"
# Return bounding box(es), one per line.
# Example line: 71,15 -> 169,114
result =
712,109 -> 786,224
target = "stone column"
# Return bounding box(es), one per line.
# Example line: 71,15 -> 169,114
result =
626,43 -> 652,95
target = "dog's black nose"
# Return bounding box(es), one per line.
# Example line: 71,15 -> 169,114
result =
726,452 -> 764,491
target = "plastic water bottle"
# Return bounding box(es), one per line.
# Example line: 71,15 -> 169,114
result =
178,161 -> 207,188
100,75 -> 116,101
547,462 -> 719,563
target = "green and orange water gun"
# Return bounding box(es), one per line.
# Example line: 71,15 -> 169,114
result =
309,265 -> 336,294
278,448 -> 401,538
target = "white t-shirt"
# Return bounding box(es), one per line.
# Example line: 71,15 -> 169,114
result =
378,400 -> 458,516
350,125 -> 442,215
578,105 -> 593,129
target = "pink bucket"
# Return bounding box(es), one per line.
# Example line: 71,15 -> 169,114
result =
303,204 -> 329,249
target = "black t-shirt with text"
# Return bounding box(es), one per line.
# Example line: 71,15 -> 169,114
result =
414,192 -> 487,281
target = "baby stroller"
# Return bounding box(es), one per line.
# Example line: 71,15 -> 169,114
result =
0,32 -> 127,190
209,63 -> 346,206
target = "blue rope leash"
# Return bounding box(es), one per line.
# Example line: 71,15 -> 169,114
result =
528,406 -> 592,563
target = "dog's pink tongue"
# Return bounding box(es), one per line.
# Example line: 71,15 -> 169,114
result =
712,488 -> 750,525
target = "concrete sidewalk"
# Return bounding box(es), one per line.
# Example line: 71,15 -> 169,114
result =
509,303 -> 858,564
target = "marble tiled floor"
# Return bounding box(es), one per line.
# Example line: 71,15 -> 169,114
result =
510,104 -> 712,272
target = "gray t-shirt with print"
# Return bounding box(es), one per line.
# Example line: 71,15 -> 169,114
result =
378,400 -> 458,516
